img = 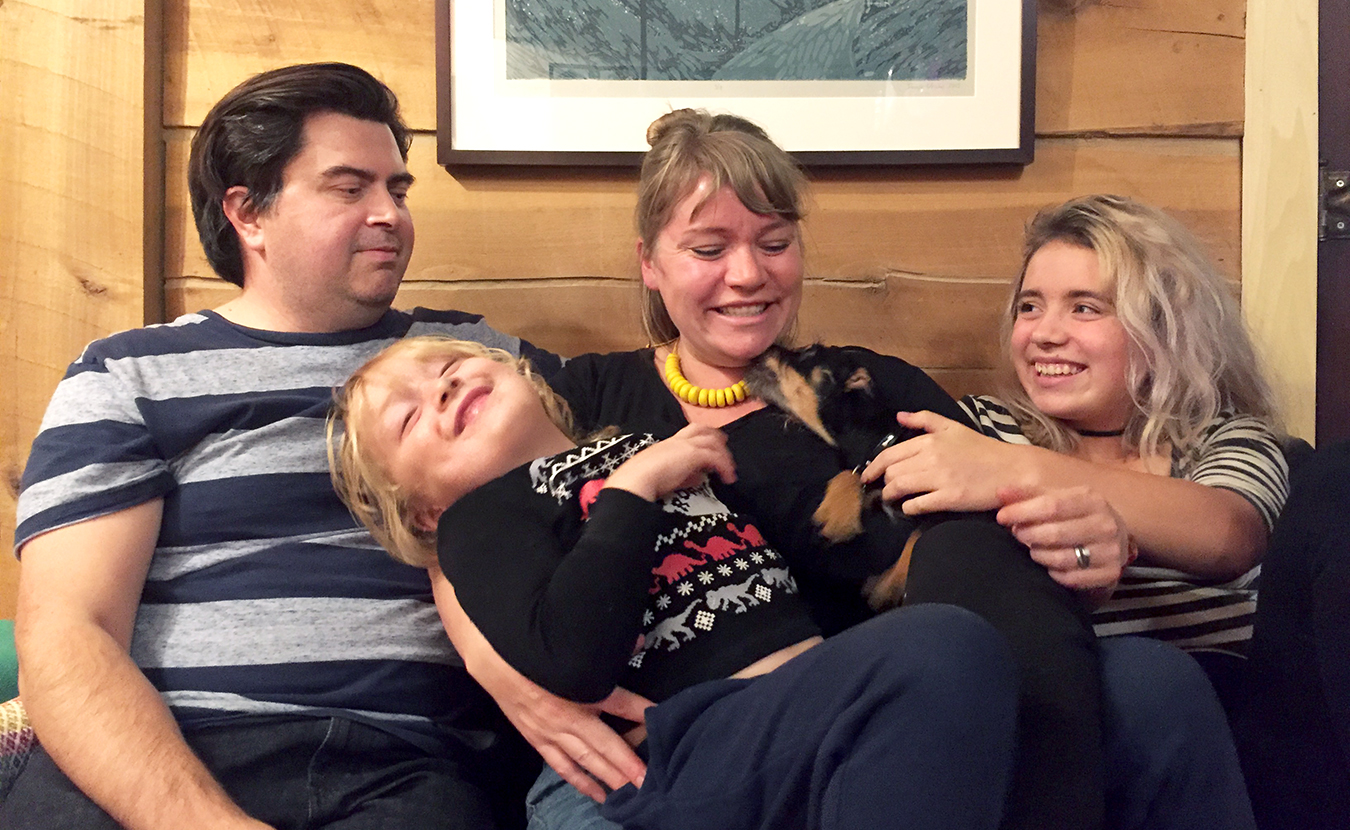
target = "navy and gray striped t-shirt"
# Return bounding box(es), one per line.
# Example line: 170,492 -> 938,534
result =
16,307 -> 561,748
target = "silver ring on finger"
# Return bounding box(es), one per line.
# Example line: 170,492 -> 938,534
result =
1074,545 -> 1091,569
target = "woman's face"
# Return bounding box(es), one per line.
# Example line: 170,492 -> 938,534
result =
640,177 -> 803,369
1010,240 -> 1139,433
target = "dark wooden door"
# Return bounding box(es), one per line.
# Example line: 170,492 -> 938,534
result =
1317,0 -> 1350,443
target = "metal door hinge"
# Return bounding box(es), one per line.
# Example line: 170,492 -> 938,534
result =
1322,169 -> 1350,240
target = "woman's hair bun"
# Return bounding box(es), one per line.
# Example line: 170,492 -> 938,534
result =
646,108 -> 702,148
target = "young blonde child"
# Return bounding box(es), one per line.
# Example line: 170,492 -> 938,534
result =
328,335 -> 1020,830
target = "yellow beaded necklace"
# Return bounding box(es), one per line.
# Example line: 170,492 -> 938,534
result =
664,349 -> 748,408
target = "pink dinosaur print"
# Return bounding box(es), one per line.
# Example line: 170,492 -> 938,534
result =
650,552 -> 707,593
726,521 -> 766,549
683,535 -> 746,561
578,478 -> 606,520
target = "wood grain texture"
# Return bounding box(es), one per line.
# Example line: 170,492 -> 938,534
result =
1036,0 -> 1245,136
167,0 -> 1246,137
1242,0 -> 1318,441
0,0 -> 153,617
163,0 -> 436,129
166,134 -> 1241,286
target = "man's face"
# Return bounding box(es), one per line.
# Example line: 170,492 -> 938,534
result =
250,111 -> 415,329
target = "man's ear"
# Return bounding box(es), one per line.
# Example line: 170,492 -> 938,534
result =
411,502 -> 444,533
222,186 -> 265,253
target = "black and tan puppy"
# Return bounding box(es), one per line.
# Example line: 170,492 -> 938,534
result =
745,344 -> 925,607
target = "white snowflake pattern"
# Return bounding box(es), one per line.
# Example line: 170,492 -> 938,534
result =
697,572 -> 714,584
755,584 -> 772,602
694,610 -> 715,631
643,610 -> 654,625
734,558 -> 750,570
655,595 -> 671,609
750,552 -> 765,564
676,582 -> 694,596
717,564 -> 733,577
628,651 -> 645,668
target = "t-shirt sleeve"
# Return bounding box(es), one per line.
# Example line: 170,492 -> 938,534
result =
959,395 -> 1033,444
1182,415 -> 1290,531
15,348 -> 172,552
439,478 -> 666,702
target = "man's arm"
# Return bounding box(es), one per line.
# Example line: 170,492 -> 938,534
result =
15,500 -> 271,830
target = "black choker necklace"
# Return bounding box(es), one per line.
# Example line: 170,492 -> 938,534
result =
1076,427 -> 1126,438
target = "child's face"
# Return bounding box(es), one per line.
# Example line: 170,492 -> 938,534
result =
359,351 -> 558,529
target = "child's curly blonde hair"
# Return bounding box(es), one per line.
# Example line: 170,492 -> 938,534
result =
327,336 -> 576,567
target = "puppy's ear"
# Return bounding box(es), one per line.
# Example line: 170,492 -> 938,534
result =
844,367 -> 873,393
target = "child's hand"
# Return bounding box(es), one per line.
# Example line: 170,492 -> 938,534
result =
604,425 -> 737,502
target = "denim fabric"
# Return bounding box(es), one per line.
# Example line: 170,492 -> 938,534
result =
1100,637 -> 1256,830
0,715 -> 530,830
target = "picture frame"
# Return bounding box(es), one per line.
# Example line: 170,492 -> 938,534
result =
436,0 -> 1036,167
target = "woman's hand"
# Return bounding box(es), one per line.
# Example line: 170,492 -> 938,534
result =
605,424 -> 737,502
860,410 -> 1024,514
994,485 -> 1130,600
430,570 -> 652,801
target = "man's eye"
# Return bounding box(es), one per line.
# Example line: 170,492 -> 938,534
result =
761,240 -> 791,254
691,247 -> 723,258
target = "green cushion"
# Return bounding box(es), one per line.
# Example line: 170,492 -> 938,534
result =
0,621 -> 16,701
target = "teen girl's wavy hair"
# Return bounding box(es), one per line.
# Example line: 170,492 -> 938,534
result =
636,108 -> 809,345
999,194 -> 1278,459
327,336 -> 577,568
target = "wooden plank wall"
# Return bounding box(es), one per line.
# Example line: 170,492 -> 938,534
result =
0,0 -> 1250,617
0,2 -> 160,620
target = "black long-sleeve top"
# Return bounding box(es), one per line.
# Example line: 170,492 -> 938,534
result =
438,434 -> 821,704
549,347 -> 971,635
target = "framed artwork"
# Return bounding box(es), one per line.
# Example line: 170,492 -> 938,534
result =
436,0 -> 1036,167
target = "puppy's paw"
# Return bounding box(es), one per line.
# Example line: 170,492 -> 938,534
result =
813,471 -> 865,542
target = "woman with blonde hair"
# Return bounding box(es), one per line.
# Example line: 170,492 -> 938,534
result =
868,194 -> 1289,704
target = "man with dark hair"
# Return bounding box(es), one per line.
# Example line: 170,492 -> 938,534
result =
2,63 -> 554,830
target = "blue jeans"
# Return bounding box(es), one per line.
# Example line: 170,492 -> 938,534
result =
0,715 -> 531,830
528,636 -> 1255,830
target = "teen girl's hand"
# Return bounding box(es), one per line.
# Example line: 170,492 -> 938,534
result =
995,485 -> 1130,601
860,410 -> 1025,514
604,424 -> 738,502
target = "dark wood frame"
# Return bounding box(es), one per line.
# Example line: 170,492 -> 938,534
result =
1317,0 -> 1350,444
435,0 -> 1036,169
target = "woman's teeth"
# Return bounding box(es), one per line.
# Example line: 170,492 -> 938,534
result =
717,304 -> 768,317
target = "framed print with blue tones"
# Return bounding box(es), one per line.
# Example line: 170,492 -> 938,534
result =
436,0 -> 1035,167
